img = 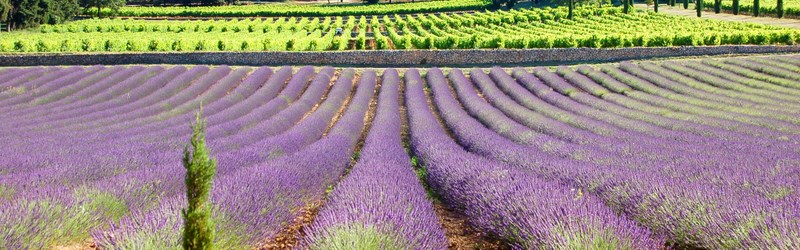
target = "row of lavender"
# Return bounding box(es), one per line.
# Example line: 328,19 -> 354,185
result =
414,55 -> 800,248
0,65 -> 382,248
0,53 -> 798,249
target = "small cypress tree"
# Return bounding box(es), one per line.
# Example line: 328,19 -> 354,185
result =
568,0 -> 574,19
777,0 -> 784,18
754,0 -> 760,16
733,0 -> 739,14
697,0 -> 703,16
684,0 -> 689,9
655,0 -> 659,12
624,0 -> 630,13
715,0 -> 721,13
182,109 -> 217,250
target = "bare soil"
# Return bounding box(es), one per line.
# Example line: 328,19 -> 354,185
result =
433,202 -> 507,250
399,71 -> 508,249
259,200 -> 323,249
52,240 -> 97,250
261,70 -> 377,249
300,70 -> 340,122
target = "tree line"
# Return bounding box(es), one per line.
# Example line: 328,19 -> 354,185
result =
0,0 -> 125,30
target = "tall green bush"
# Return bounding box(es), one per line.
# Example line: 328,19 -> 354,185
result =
733,0 -> 739,14
624,0 -> 630,13
753,0 -> 760,16
182,110 -> 217,250
697,0 -> 703,16
777,0 -> 784,18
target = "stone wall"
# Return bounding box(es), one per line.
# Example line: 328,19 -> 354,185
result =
1,45 -> 799,67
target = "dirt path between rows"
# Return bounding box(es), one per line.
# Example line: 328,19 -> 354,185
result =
636,3 -> 800,29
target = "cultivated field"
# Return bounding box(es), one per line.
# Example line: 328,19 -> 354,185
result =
3,7 -> 799,52
1,54 -> 799,249
86,0 -> 487,17
703,0 -> 800,17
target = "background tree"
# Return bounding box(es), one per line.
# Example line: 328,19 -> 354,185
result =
79,0 -> 125,17
684,0 -> 688,9
777,0 -> 784,18
654,0 -> 658,12
182,110 -> 217,250
624,0 -> 630,13
714,0 -> 720,13
732,0 -> 739,14
0,0 -> 11,23
753,0 -> 759,16
8,0 -> 79,29
696,0 -> 702,16
568,0 -> 574,19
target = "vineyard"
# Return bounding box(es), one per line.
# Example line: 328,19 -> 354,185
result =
703,0 -> 800,17
1,54 -> 799,249
85,0 -> 488,17
2,7 -> 799,52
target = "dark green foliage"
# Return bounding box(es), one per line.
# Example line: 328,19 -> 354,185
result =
776,32 -> 795,44
777,0 -> 784,17
732,0 -> 739,14
375,37 -> 389,50
6,0 -> 79,29
623,0 -> 630,13
723,33 -> 749,44
365,0 -> 379,4
601,35 -> 624,48
654,0 -> 658,12
0,0 -> 11,22
703,33 -> 722,45
696,0 -> 702,16
714,0 -> 720,12
568,0 -> 574,19
684,0 -> 688,9
356,35 -> 366,49
650,35 -> 674,46
753,0 -> 759,16
182,110 -> 217,250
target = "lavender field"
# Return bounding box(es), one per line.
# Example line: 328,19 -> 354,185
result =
1,54 -> 799,249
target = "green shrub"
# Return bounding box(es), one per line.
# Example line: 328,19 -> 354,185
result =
750,33 -> 770,44
528,37 -> 555,48
182,110 -> 217,250
286,39 -> 295,50
481,36 -> 504,48
704,34 -> 723,46
650,35 -> 674,47
505,37 -> 526,49
553,36 -> 578,48
721,33 -> 744,44
601,35 -> 623,48
580,35 -> 603,48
